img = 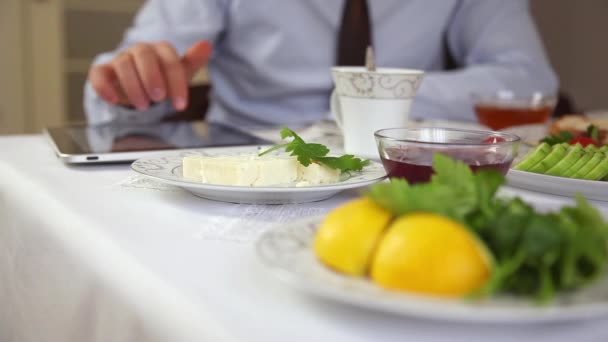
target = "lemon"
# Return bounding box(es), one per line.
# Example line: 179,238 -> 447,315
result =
370,213 -> 492,297
314,197 -> 393,276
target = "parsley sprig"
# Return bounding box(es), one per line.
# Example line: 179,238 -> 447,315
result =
258,127 -> 370,173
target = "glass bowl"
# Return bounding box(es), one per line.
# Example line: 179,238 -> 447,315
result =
374,127 -> 521,184
472,91 -> 557,130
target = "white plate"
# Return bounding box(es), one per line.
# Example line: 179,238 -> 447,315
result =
257,216 -> 608,323
507,169 -> 608,201
131,146 -> 386,204
500,124 -> 608,201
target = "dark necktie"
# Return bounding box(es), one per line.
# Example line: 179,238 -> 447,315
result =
337,0 -> 372,66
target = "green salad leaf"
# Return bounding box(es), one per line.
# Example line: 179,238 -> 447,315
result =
540,131 -> 575,145
367,153 -> 608,303
587,124 -> 600,141
259,127 -> 369,173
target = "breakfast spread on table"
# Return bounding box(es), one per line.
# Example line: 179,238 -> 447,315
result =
313,154 -> 608,303
126,88 -> 608,317
514,115 -> 608,181
182,127 -> 369,187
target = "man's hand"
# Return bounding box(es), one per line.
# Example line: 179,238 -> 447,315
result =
88,40 -> 211,111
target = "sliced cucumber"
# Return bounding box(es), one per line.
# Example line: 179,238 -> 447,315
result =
586,144 -> 599,153
514,143 -> 552,171
546,144 -> 584,176
563,150 -> 595,177
582,153 -> 608,180
529,144 -> 568,174
572,152 -> 604,179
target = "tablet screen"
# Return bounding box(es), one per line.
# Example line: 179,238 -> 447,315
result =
46,120 -> 272,156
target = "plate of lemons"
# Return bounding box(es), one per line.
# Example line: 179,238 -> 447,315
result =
256,155 -> 608,323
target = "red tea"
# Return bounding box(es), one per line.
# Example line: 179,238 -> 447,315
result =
380,147 -> 513,184
475,104 -> 552,130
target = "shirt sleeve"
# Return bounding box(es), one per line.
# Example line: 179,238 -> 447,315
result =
84,0 -> 228,125
410,0 -> 558,122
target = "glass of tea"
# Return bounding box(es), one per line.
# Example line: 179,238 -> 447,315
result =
472,91 -> 557,130
375,127 -> 520,184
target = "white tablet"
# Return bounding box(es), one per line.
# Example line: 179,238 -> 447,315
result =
44,120 -> 272,164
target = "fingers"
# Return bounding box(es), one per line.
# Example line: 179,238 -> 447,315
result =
182,40 -> 212,80
130,43 -> 166,103
88,40 -> 212,111
88,64 -> 121,104
112,52 -> 150,110
153,41 -> 189,111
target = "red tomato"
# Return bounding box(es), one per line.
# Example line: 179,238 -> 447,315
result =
569,136 -> 601,147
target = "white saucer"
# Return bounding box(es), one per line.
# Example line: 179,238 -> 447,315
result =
131,146 -> 386,204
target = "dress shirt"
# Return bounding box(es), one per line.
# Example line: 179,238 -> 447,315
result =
84,0 -> 558,127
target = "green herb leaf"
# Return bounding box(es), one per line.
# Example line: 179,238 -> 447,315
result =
259,126 -> 369,172
473,170 -> 505,219
373,182 -> 455,217
431,153 -> 474,185
368,154 -> 495,223
540,131 -> 575,145
316,155 -> 371,173
587,124 -> 600,141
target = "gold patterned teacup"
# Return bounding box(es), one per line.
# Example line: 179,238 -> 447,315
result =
330,67 -> 424,159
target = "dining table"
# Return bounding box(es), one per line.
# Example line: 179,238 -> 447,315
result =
1,121 -> 608,342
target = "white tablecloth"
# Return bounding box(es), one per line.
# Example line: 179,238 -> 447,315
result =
2,135 -> 608,342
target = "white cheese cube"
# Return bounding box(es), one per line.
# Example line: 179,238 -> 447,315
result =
253,156 -> 299,186
183,155 -> 203,182
298,163 -> 340,185
200,156 -> 259,186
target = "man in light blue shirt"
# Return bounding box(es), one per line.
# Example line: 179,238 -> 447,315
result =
85,0 -> 557,127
